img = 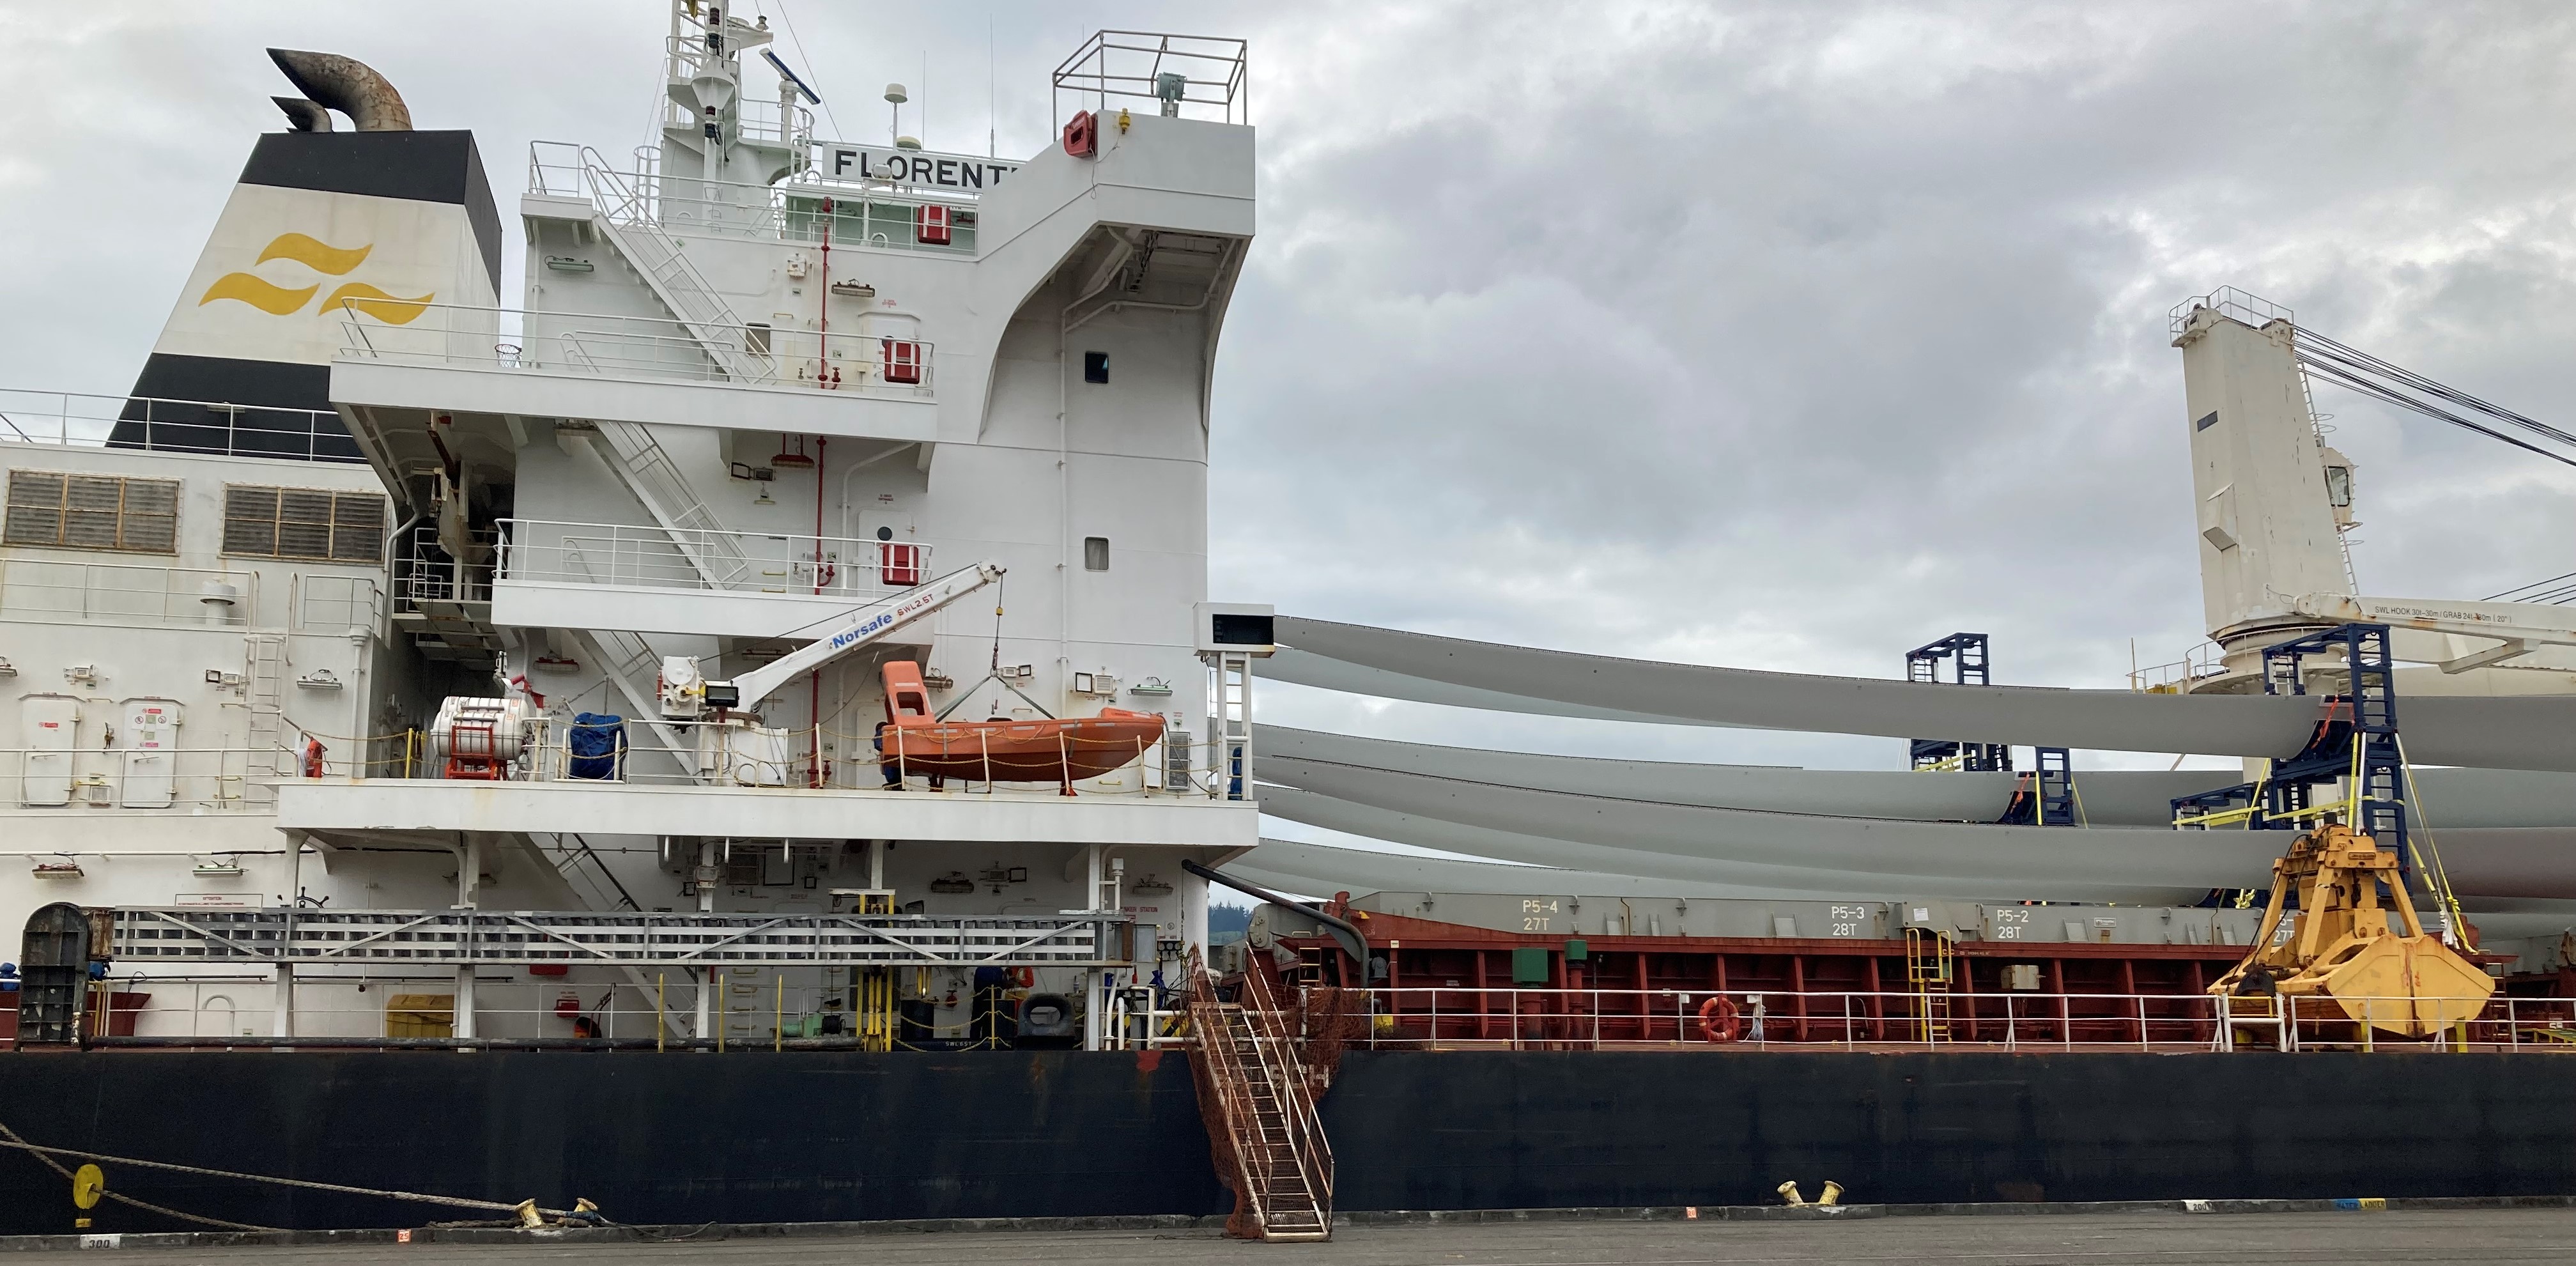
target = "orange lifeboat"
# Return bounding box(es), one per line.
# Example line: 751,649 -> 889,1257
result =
875,661 -> 1168,785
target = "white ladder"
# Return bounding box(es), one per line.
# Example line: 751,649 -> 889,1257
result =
576,148 -> 771,383
242,633 -> 289,806
2293,353 -> 2362,593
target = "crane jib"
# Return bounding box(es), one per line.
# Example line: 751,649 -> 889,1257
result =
831,589 -> 945,650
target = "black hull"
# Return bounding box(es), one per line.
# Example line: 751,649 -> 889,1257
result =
4,1050 -> 2573,1235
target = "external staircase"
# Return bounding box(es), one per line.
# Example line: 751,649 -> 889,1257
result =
530,832 -> 641,912
557,419 -> 755,589
536,150 -> 767,592
1186,955 -> 1334,1242
575,628 -> 697,779
571,147 -> 771,383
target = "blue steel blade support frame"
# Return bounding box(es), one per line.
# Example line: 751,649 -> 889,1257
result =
2170,622 -> 2407,871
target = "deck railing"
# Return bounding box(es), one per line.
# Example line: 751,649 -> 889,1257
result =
0,387 -> 358,462
1342,985 -> 2572,1054
333,300 -> 934,394
527,140 -> 984,247
0,719 -> 1240,803
498,518 -> 933,599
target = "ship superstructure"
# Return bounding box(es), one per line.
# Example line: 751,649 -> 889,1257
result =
3,12 -> 1265,1052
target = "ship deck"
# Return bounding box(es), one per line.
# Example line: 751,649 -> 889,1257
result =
277,776 -> 1258,847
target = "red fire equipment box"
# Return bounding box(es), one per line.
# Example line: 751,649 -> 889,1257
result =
883,338 -> 923,385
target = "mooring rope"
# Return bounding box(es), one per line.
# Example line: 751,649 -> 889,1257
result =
0,1119 -> 275,1232
0,1122 -> 582,1225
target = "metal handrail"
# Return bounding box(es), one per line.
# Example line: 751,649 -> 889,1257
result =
0,387 -> 355,462
499,518 -> 934,598
0,557 -> 264,629
1184,960 -> 1272,1233
1343,984 -> 2562,1053
335,300 -> 934,392
1238,962 -> 1334,1216
527,141 -> 990,238
1052,31 -> 1251,128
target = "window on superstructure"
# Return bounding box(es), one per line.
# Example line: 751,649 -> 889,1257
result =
3,469 -> 178,553
221,485 -> 387,564
1084,536 -> 1110,571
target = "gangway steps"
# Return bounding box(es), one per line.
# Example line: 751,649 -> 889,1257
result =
1213,1003 -> 1329,1239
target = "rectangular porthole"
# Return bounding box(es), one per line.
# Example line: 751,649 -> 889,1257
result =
1083,351 -> 1109,383
1083,536 -> 1110,571
2195,412 -> 2218,431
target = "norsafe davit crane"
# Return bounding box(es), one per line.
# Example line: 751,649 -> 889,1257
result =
656,562 -> 1005,719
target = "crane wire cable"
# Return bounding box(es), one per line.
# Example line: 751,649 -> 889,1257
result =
2295,321 -> 2576,603
2486,568 -> 2576,605
2296,356 -> 2576,470
2297,328 -> 2576,451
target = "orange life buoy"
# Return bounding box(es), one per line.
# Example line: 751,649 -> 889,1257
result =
1698,995 -> 1743,1044
1010,966 -> 1036,989
301,737 -> 327,779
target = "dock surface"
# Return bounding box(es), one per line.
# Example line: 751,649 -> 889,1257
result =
44,1208 -> 2576,1263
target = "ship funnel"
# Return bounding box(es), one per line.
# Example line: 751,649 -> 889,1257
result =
266,49 -> 413,132
110,50 -> 497,460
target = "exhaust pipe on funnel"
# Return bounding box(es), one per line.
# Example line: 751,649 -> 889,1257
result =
266,49 -> 412,132
271,96 -> 334,132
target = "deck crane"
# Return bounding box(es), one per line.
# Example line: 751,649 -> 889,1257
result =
658,562 -> 1004,720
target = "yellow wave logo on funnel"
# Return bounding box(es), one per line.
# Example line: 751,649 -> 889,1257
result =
254,233 -> 372,275
320,281 -> 435,325
197,272 -> 320,315
197,233 -> 433,323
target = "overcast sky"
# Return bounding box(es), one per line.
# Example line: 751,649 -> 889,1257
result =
10,2 -> 2576,799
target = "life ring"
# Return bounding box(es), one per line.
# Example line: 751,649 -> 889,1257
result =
1698,995 -> 1743,1044
300,737 -> 327,779
1010,966 -> 1036,989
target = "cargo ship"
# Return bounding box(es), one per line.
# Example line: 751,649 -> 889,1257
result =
9,5 -> 2576,1244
